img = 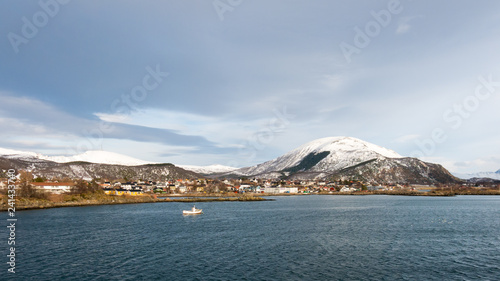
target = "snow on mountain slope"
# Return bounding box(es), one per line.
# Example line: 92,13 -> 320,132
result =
453,169 -> 500,180
0,147 -> 41,158
234,136 -> 403,176
42,151 -> 154,166
179,164 -> 238,174
0,148 -> 153,166
0,147 -> 235,171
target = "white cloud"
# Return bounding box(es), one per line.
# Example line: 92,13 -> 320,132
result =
93,107 -> 289,150
94,113 -> 131,124
396,23 -> 411,34
392,134 -> 421,143
3,3 -> 500,170
396,16 -> 423,34
321,74 -> 344,91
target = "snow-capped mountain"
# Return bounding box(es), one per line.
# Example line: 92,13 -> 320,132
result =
0,147 -> 41,159
179,164 -> 237,175
454,169 -> 500,180
229,136 -> 459,184
0,148 -> 153,166
41,151 -> 154,166
0,148 -> 200,180
234,136 -> 402,177
0,139 -> 462,184
0,147 -> 239,172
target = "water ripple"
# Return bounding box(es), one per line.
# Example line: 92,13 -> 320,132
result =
9,196 -> 500,280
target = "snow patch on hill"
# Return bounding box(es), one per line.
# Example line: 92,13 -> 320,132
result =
43,151 -> 154,166
453,170 -> 500,180
179,164 -> 238,174
0,148 -> 153,166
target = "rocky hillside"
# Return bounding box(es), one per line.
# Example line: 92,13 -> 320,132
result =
0,157 -> 200,181
324,157 -> 460,184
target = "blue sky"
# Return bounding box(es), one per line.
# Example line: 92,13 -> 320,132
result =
1,0 -> 500,173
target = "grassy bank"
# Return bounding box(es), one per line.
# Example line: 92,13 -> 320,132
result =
0,193 -> 270,211
160,196 -> 270,202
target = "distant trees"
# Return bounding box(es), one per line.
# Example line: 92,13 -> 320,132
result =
204,184 -> 216,194
217,181 -> 228,192
72,180 -> 87,194
89,179 -> 99,192
18,171 -> 36,198
72,179 -> 100,194
205,180 -> 228,193
17,171 -> 48,199
33,176 -> 46,182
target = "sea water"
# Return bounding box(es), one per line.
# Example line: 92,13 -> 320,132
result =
6,195 -> 500,280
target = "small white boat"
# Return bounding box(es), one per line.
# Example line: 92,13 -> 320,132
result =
183,205 -> 203,215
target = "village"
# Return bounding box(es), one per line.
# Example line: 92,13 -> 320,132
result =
2,173 -> 498,197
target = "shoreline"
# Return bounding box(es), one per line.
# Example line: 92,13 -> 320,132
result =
0,195 -> 272,212
3,189 -> 500,211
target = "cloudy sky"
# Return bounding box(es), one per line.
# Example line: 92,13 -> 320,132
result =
1,0 -> 500,173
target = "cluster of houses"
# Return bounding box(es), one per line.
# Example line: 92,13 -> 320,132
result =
4,175 -> 494,196
0,176 -> 404,195
230,179 -> 392,194
0,181 -> 76,194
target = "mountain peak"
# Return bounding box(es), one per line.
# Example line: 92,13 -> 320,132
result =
231,136 -> 458,183
295,136 -> 402,159
233,136 -> 404,178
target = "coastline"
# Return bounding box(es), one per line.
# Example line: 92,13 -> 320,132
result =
3,189 -> 500,211
0,194 -> 272,212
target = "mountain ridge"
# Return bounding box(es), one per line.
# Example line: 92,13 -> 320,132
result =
232,137 -> 403,176
178,164 -> 238,175
0,148 -> 238,174
0,137 -> 466,184
0,156 -> 199,181
0,148 -> 153,166
454,169 -> 500,180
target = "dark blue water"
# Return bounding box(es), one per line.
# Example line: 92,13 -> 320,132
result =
4,195 -> 500,280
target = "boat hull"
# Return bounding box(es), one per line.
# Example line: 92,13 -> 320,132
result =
183,210 -> 203,215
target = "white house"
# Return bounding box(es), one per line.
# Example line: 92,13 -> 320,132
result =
340,186 -> 358,192
178,185 -> 187,193
31,182 -> 75,194
264,187 -> 299,194
239,184 -> 252,191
